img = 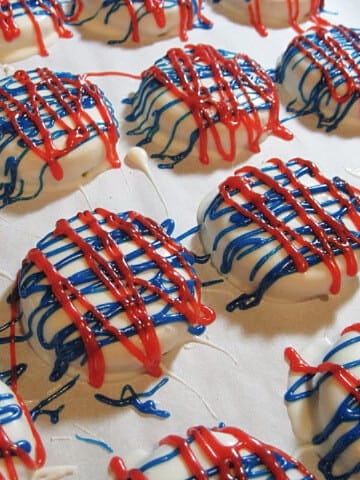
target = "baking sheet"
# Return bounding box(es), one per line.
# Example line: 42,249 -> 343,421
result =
0,1 -> 359,478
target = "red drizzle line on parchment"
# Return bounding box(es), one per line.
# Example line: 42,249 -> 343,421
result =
145,43 -> 292,165
0,0 -> 83,55
247,0 -> 326,36
291,25 -> 360,103
285,346 -> 360,404
109,425 -> 315,479
218,157 -> 360,295
123,0 -> 211,43
16,209 -> 214,388
0,67 -> 119,181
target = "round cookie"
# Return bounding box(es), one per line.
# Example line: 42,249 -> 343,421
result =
0,67 -> 120,210
285,323 -> 360,480
277,25 -> 360,132
212,0 -> 325,36
126,43 -> 292,169
198,157 -> 360,310
13,209 -> 215,388
0,0 -> 82,62
109,424 -> 316,479
72,0 -> 212,45
0,379 -> 45,479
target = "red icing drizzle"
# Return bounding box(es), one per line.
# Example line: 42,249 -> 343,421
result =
124,0 -> 211,43
21,209 -> 214,388
247,0 -> 326,36
285,346 -> 360,404
0,0 -> 83,55
109,425 -> 315,479
219,157 -> 360,295
291,25 -> 360,103
146,44 -> 292,165
0,67 -> 119,181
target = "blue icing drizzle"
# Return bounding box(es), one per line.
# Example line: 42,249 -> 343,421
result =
95,377 -> 170,418
199,159 -> 360,310
0,68 -> 119,209
285,331 -> 360,480
75,433 -> 114,453
31,375 -> 79,424
277,25 -> 360,131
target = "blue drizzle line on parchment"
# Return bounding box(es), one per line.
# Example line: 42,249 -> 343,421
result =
95,377 -> 170,418
0,364 -> 27,386
0,300 -> 30,386
0,313 -> 31,344
30,375 -> 79,424
75,434 -> 114,454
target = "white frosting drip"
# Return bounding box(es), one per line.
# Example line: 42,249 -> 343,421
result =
0,64 -> 15,78
125,147 -> 169,216
0,268 -> 14,281
30,465 -> 78,480
162,365 -> 219,420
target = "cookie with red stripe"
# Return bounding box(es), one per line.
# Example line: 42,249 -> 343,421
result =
0,0 -> 82,62
0,67 -> 120,210
198,157 -> 360,310
12,209 -> 215,388
126,43 -> 292,169
109,424 -> 315,479
277,25 -> 360,132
